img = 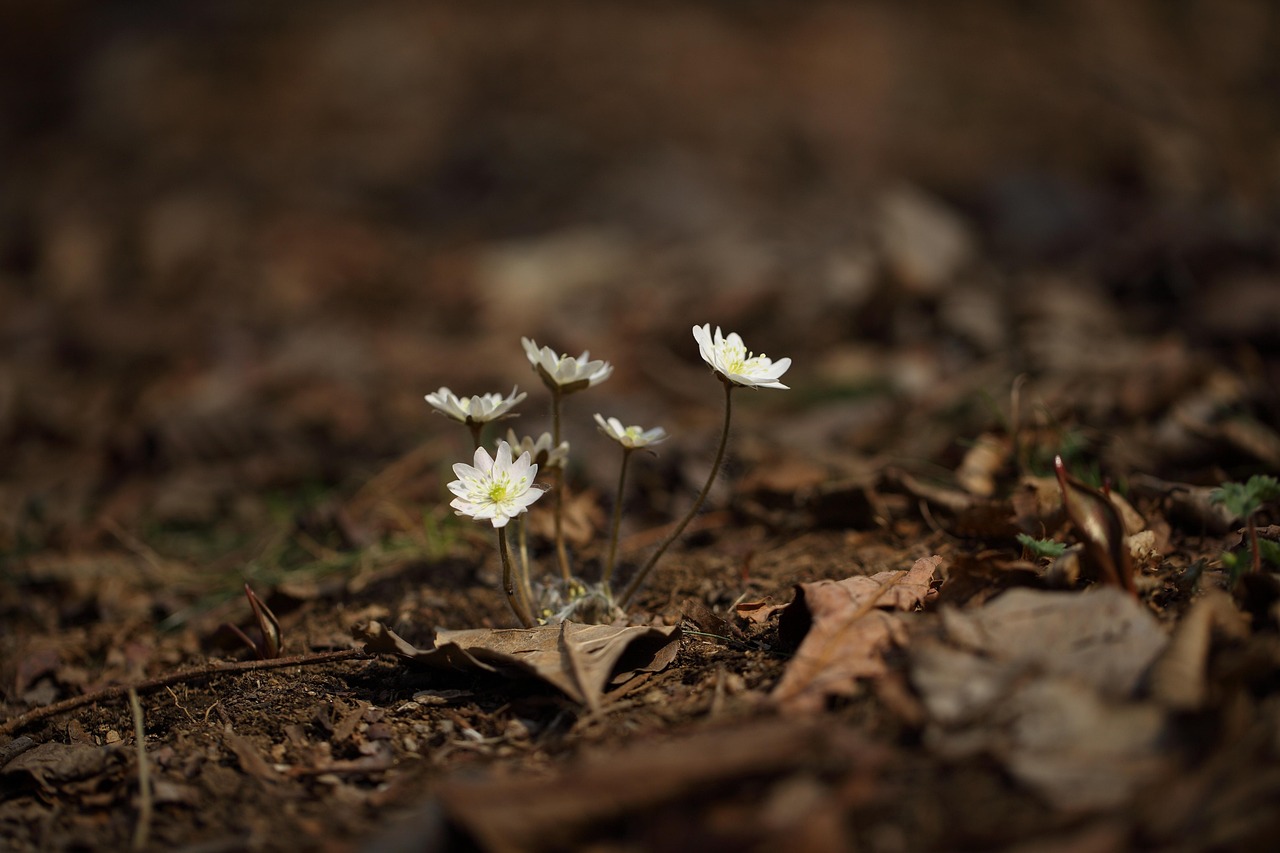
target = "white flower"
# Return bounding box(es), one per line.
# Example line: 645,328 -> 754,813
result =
425,386 -> 526,425
594,413 -> 669,450
448,441 -> 544,528
692,324 -> 791,390
521,337 -> 613,393
504,429 -> 570,469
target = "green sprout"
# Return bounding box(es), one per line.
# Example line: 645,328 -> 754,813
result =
1016,533 -> 1067,560
1210,474 -> 1280,586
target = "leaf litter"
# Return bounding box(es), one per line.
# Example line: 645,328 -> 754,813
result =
5,5 -> 1280,851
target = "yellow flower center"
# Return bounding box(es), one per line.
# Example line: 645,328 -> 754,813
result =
487,479 -> 512,502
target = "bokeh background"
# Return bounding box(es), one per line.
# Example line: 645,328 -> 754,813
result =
2,0 -> 1278,555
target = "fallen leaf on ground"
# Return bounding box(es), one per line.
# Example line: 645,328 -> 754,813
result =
772,555 -> 941,713
1147,589 -> 1249,710
354,620 -> 680,711
937,587 -> 1166,697
910,587 -> 1173,811
0,742 -> 119,793
1055,458 -> 1136,594
734,599 -> 788,624
432,717 -> 887,853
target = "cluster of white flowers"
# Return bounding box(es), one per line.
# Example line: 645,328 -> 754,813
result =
422,326 -> 790,624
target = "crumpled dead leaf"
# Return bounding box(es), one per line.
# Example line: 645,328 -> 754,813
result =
0,741 -> 119,794
910,587 -> 1172,811
354,620 -> 680,711
734,599 -> 788,624
772,555 -> 941,713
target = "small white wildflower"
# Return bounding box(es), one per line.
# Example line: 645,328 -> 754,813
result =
424,386 -> 526,425
521,337 -> 613,394
447,441 -> 543,528
504,429 -> 570,470
692,324 -> 791,390
594,413 -> 669,450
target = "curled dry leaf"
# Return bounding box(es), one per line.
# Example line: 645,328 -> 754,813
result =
1147,589 -> 1249,711
771,555 -> 941,713
354,620 -> 680,712
1054,456 -> 1136,594
955,432 -> 1010,497
734,599 -> 788,624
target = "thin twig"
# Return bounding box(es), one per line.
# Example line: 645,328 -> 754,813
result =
128,688 -> 153,852
0,649 -> 372,738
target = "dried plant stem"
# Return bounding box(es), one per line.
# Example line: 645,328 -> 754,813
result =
601,448 -> 635,590
621,381 -> 733,608
498,526 -> 536,627
0,649 -> 371,738
550,390 -> 572,581
128,688 -> 153,851
514,516 -> 537,623
517,514 -> 532,590
1248,516 -> 1262,576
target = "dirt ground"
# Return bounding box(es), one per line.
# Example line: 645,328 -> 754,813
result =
3,2 -> 1280,851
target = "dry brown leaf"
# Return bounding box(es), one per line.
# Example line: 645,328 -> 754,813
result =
937,587 -> 1166,698
956,432 -> 1011,497
911,588 -> 1173,812
772,555 -> 941,713
1055,457 -> 1135,594
735,599 -> 788,624
434,717 -> 886,853
354,620 -> 680,711
0,742 -> 118,792
1147,589 -> 1249,711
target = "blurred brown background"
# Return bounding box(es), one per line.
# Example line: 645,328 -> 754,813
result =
2,0 -> 1278,553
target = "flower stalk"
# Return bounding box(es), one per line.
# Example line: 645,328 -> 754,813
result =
619,380 -> 733,608
550,389 -> 572,582
497,526 -> 535,627
602,447 -> 634,591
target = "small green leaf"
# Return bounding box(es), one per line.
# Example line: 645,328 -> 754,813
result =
1016,533 -> 1067,559
1258,537 -> 1280,569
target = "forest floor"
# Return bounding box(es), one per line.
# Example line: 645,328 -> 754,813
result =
3,3 -> 1280,851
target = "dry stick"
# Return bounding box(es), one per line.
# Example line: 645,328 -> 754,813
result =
128,688 -> 153,852
498,526 -> 536,627
1248,515 -> 1262,576
601,447 -> 635,591
0,649 -> 371,738
620,381 -> 734,608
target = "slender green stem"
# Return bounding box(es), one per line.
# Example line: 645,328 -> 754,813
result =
602,448 -> 634,590
467,421 -> 483,450
550,390 -> 571,581
498,526 -> 535,627
620,381 -> 734,608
